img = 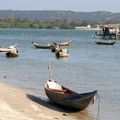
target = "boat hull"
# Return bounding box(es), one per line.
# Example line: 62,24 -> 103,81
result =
44,82 -> 97,110
6,52 -> 19,57
32,42 -> 53,49
95,40 -> 115,45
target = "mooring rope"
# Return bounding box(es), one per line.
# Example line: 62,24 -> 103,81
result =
96,93 -> 100,120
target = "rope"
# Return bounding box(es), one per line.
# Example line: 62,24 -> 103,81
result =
96,93 -> 100,120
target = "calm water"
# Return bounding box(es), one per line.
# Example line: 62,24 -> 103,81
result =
0,28 -> 120,120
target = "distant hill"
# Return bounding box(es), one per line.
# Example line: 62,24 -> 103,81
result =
0,10 -> 120,23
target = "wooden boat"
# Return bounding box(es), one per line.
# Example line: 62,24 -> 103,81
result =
55,48 -> 69,58
95,40 -> 116,45
32,42 -> 54,49
0,44 -> 19,57
53,40 -> 72,46
0,44 -> 18,52
44,80 -> 97,110
0,48 -> 13,52
6,51 -> 19,57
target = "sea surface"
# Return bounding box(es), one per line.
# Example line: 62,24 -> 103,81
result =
0,28 -> 120,120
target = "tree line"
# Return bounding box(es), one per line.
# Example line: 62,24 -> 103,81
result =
0,17 -> 120,29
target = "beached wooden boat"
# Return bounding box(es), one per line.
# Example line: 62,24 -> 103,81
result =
95,40 -> 116,45
53,40 -> 72,46
44,80 -> 97,110
32,42 -> 53,49
6,51 -> 19,57
55,48 -> 69,58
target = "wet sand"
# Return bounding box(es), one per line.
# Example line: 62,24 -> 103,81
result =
0,83 -> 95,120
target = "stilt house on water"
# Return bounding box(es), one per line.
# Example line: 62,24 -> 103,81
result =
95,25 -> 120,40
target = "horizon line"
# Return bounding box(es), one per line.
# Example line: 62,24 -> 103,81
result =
0,9 -> 119,13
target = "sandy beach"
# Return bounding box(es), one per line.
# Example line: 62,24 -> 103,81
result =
0,83 -> 95,120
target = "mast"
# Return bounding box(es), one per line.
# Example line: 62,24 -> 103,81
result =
48,62 -> 52,80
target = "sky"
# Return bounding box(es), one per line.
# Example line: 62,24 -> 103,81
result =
0,0 -> 120,13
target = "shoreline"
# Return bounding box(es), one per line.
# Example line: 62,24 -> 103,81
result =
0,83 -> 95,120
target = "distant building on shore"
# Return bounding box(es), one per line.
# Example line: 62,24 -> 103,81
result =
75,24 -> 91,30
75,24 -> 99,30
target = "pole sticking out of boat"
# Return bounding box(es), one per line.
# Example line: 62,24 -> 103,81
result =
48,62 -> 52,80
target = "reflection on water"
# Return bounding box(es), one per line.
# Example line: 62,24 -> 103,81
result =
0,28 -> 120,120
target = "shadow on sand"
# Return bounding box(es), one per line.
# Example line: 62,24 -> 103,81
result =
27,94 -> 95,120
27,94 -> 79,113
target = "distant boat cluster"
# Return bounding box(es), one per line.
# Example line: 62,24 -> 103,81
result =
0,40 -> 71,58
0,26 -> 119,59
32,40 -> 72,58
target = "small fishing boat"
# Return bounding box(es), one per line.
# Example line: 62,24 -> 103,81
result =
0,44 -> 19,57
95,40 -> 116,45
32,42 -> 54,49
0,44 -> 18,52
53,40 -> 72,46
55,48 -> 69,58
0,48 -> 13,52
44,80 -> 97,110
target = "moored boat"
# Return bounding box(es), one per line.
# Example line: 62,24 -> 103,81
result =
32,42 -> 54,49
44,80 -> 97,110
95,40 -> 116,45
0,44 -> 19,57
0,48 -> 13,52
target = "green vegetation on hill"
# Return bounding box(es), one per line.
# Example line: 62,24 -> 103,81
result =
0,10 -> 120,29
0,17 -> 100,29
